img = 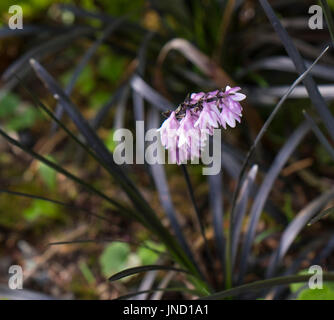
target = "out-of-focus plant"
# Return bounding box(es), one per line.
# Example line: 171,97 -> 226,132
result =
2,0 -> 334,300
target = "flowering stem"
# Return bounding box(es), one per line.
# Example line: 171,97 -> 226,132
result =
225,215 -> 233,289
163,90 -> 226,119
181,164 -> 217,287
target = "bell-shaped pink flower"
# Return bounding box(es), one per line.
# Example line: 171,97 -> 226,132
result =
157,86 -> 246,165
166,137 -> 180,164
225,86 -> 246,101
206,90 -> 219,99
218,86 -> 245,129
177,110 -> 205,162
157,111 -> 179,149
220,107 -> 240,128
178,110 -> 203,149
194,101 -> 223,133
190,92 -> 205,104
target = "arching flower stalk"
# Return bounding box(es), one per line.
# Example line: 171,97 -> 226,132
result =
158,86 -> 246,164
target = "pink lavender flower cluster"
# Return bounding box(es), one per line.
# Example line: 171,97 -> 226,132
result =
157,86 -> 246,164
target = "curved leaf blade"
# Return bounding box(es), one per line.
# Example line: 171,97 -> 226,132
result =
202,273 -> 334,300
108,265 -> 189,282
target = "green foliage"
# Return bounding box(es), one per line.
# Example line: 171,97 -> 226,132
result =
104,129 -> 118,153
0,183 -> 62,228
254,228 -> 278,244
329,0 -> 334,11
2,0 -> 334,300
290,270 -> 309,293
0,93 -> 18,117
0,195 -> 26,228
89,91 -> 110,109
291,281 -> 334,300
99,241 -> 163,279
290,270 -> 334,300
297,285 -> 334,300
23,199 -> 59,221
79,260 -> 96,285
137,241 -> 165,265
0,0 -> 51,19
99,242 -> 131,278
316,144 -> 334,165
0,93 -> 40,131
98,54 -> 127,83
101,0 -> 144,20
247,72 -> 269,88
77,65 -> 95,95
0,0 -> 139,21
282,194 -> 294,222
38,156 -> 57,190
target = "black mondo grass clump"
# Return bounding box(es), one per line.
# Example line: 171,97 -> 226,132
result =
1,1 -> 334,300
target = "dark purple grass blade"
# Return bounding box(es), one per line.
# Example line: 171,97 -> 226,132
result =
49,239 -> 128,245
29,59 -> 145,202
130,31 -> 158,171
29,59 -> 191,243
238,56 -> 334,81
149,164 -> 203,275
181,164 -> 216,282
11,75 -> 141,221
13,72 -> 137,203
109,265 -> 189,282
137,31 -> 156,75
130,72 -> 214,262
28,60 -> 194,258
0,25 -> 45,38
229,45 -> 328,224
237,121 -> 311,284
51,20 -> 124,133
134,268 -> 158,300
308,206 -> 334,226
260,0 -> 334,140
9,75 -> 170,230
231,164 -> 258,270
130,75 -> 170,111
133,35 -> 209,281
230,45 -> 328,225
131,31 -> 155,134
262,238 -> 324,299
226,45 -> 328,284
208,171 -> 225,281
0,126 -> 132,216
146,107 -> 204,281
303,111 -> 334,161
131,31 -> 155,162
14,73 -> 113,169
15,63 -> 202,278
202,273 -> 334,300
221,150 -> 240,179
288,239 -> 325,269
266,190 -> 334,278
220,147 -> 285,229
0,189 -> 112,223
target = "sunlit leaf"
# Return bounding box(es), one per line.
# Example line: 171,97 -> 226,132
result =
99,242 -> 131,278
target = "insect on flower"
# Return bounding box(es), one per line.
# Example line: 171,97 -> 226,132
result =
158,86 -> 246,164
